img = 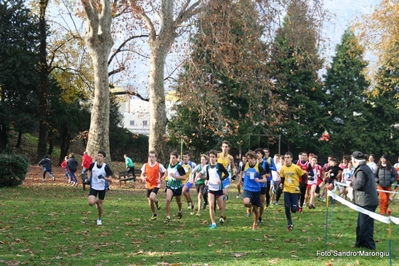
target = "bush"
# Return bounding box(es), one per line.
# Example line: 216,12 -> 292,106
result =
0,154 -> 29,187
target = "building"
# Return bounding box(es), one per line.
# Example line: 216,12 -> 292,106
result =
113,87 -> 178,136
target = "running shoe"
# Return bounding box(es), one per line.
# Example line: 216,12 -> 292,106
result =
286,224 -> 294,231
149,214 -> 157,221
209,223 -> 217,230
253,224 -> 258,231
97,219 -> 102,226
219,216 -> 225,224
258,217 -> 263,223
178,211 -> 183,219
164,217 -> 170,224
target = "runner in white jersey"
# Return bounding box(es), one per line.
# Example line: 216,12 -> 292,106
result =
87,151 -> 113,226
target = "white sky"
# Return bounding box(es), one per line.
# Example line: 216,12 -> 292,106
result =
322,0 -> 381,64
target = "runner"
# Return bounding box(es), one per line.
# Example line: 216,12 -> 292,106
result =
279,152 -> 306,231
191,154 -> 209,216
217,140 -> 237,222
163,151 -> 186,224
205,150 -> 229,229
239,151 -> 267,230
180,152 -> 197,214
141,150 -> 166,221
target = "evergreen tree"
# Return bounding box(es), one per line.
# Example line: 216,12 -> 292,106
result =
0,0 -> 40,152
269,0 -> 324,153
322,29 -> 371,155
367,58 -> 399,155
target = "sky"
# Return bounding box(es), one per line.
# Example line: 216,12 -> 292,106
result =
322,0 -> 381,63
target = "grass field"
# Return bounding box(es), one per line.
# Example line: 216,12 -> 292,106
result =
0,175 -> 398,266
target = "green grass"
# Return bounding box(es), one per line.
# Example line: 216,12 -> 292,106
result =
0,182 -> 398,265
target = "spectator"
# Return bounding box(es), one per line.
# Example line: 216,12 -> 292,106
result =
375,154 -> 397,215
350,151 -> 378,250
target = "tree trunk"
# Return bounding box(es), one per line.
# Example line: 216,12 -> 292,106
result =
0,123 -> 8,152
47,136 -> 53,155
36,0 -> 49,162
59,126 -> 70,165
132,0 -> 202,162
81,0 -> 113,162
15,129 -> 22,149
148,47 -> 169,162
86,50 -> 112,161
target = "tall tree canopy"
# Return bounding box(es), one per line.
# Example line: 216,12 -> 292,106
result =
322,29 -> 371,155
0,0 -> 40,152
269,0 -> 324,153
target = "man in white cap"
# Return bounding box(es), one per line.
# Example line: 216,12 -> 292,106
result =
350,151 -> 379,250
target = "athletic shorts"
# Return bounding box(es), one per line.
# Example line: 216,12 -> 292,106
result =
307,184 -> 317,190
196,184 -> 206,195
243,190 -> 261,207
184,181 -> 194,191
146,188 -> 160,198
260,187 -> 268,195
167,186 -> 183,197
222,177 -> 231,189
208,189 -> 224,198
89,188 -> 106,200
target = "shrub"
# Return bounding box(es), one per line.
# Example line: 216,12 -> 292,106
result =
0,154 -> 29,187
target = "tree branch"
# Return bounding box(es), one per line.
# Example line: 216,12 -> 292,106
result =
80,0 -> 99,41
175,0 -> 203,27
129,0 -> 157,41
108,34 -> 149,65
100,0 -> 112,34
112,90 -> 149,102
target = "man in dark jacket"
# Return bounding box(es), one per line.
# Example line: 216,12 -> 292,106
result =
38,155 -> 55,181
67,153 -> 79,186
350,151 -> 379,250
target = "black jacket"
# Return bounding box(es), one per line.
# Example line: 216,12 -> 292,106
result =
38,157 -> 52,170
375,166 -> 397,188
67,158 -> 79,172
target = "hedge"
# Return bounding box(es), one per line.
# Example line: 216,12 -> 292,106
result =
0,154 -> 29,187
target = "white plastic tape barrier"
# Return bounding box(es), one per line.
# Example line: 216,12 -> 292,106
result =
334,181 -> 399,194
327,190 -> 399,225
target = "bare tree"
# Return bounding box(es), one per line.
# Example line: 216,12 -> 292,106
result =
81,0 -> 114,160
128,0 -> 204,161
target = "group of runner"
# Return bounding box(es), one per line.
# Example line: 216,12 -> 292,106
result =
138,141 -> 353,231
83,144 -> 399,231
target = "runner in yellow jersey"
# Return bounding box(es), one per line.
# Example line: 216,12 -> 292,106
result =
216,140 -> 237,223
